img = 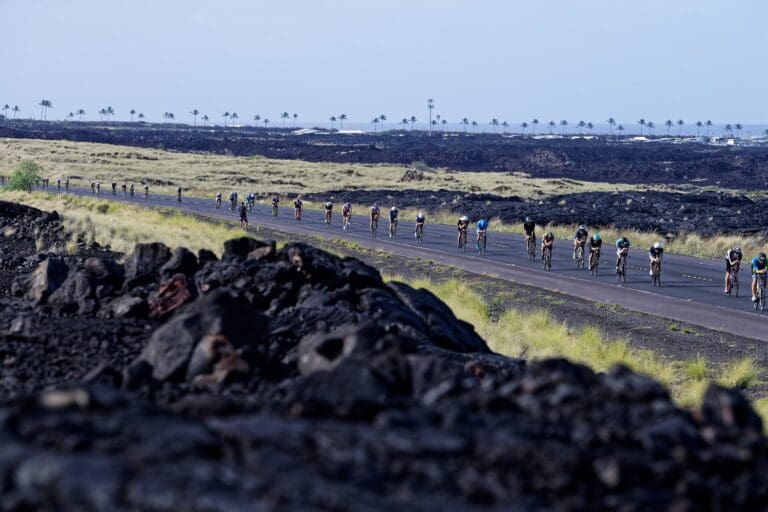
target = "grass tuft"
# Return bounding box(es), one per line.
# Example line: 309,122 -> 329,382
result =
718,358 -> 761,389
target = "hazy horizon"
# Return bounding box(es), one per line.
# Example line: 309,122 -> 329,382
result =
2,0 -> 767,125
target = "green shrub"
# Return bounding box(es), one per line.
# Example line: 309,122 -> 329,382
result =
5,161 -> 42,191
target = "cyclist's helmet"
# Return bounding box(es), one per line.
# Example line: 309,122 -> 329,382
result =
525,216 -> 531,223
760,253 -> 767,262
547,231 -> 554,238
391,206 -> 397,211
653,242 -> 663,250
325,201 -> 332,207
460,215 -> 469,222
579,224 -> 586,231
593,233 -> 600,241
735,247 -> 741,253
416,213 -> 425,221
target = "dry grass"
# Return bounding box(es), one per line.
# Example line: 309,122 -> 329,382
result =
0,190 -> 245,256
1,137 -> 689,200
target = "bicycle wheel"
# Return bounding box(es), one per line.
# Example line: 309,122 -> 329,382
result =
576,247 -> 584,270
733,274 -> 739,297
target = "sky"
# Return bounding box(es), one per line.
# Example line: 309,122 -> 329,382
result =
1,0 -> 766,126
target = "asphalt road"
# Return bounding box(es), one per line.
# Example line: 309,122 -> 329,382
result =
42,185 -> 768,340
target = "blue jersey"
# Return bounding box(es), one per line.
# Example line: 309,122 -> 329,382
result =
477,219 -> 489,230
389,209 -> 398,220
752,256 -> 766,272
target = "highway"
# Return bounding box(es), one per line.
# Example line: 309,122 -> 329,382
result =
43,186 -> 768,340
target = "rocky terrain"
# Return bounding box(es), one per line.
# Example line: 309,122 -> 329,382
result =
1,199 -> 768,510
3,120 -> 768,189
310,189 -> 768,237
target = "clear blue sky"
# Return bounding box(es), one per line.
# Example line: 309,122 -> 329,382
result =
2,0 -> 766,125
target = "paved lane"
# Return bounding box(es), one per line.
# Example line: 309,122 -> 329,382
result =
43,186 -> 768,340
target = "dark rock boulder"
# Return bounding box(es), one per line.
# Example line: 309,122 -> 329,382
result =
223,237 -> 269,260
22,257 -> 69,304
123,243 -> 171,288
159,247 -> 198,279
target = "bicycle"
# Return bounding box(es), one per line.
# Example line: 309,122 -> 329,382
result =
477,231 -> 487,255
589,250 -> 600,277
389,219 -> 398,238
651,260 -> 662,287
294,208 -> 302,223
526,234 -> 536,261
415,224 -> 424,244
575,244 -> 585,270
542,246 -> 552,271
215,198 -> 222,210
324,210 -> 332,225
616,250 -> 628,284
342,214 -> 352,231
755,274 -> 767,311
272,204 -> 278,217
370,218 -> 379,238
240,218 -> 248,231
458,229 -> 468,252
726,262 -> 740,297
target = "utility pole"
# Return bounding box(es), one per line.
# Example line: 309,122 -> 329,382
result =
427,98 -> 434,135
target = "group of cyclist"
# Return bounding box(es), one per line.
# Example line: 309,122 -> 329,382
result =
89,181 -> 150,199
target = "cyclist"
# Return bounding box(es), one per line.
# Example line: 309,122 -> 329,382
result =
370,204 -> 380,231
724,247 -> 743,294
541,231 -> 555,259
342,202 -> 352,229
65,179 -> 70,191
229,192 -> 237,210
415,213 -> 425,239
324,201 -> 333,223
457,215 -> 470,246
239,200 -> 248,229
648,242 -> 664,276
215,192 -> 222,209
523,216 -> 536,241
294,196 -> 303,221
111,181 -> 117,196
389,206 -> 399,237
589,233 -> 602,270
751,252 -> 768,302
121,183 -> 127,195
476,218 -> 489,250
143,184 -> 149,199
129,184 -> 134,197
615,236 -> 631,273
96,182 -> 101,194
271,195 -> 280,213
176,186 -> 182,202
90,181 -> 95,194
56,179 -> 61,190
247,192 -> 255,211
573,224 -> 588,260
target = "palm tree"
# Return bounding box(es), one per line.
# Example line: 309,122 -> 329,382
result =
138,113 -> 145,122
281,111 -> 290,127
427,99 -> 435,134
230,113 -> 238,125
695,121 -> 703,137
587,122 -> 594,134
560,119 -> 568,135
38,99 -> 52,120
263,118 -> 270,128
130,109 -> 136,122
441,119 -> 447,131
1,105 -> 9,118
66,112 -> 74,121
435,114 -> 441,132
461,118 -> 469,132
607,117 -> 616,135
12,105 -> 20,119
502,121 -> 509,133
676,119 -> 684,136
190,109 -> 199,126
617,125 -> 625,138
106,106 -> 114,121
222,112 -> 230,127
706,120 -> 713,137
202,115 -> 209,126
339,114 -> 347,130
293,113 -> 298,127
490,118 -> 499,133
577,120 -> 586,135
520,121 -> 528,134
76,109 -> 85,121
725,124 -> 733,137
99,109 -> 107,122
548,120 -> 556,134
253,114 -> 261,126
647,121 -> 655,135
400,118 -> 409,130
471,120 -> 478,133
664,120 -> 673,136
735,123 -> 743,138
431,119 -> 438,131
637,118 -> 646,136
168,112 -> 175,121
410,116 -> 417,131
379,114 -> 387,131
530,118 -> 539,134
329,116 -> 337,130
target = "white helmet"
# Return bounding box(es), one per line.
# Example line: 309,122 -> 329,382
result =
416,213 -> 425,220
579,224 -> 586,231
460,215 -> 469,222
653,242 -> 663,249
391,206 -> 397,211
326,201 -> 332,207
